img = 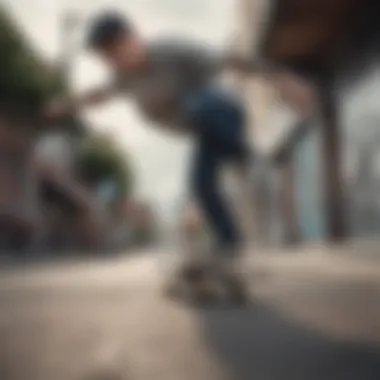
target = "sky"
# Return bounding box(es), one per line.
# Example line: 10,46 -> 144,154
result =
2,0 -> 236,221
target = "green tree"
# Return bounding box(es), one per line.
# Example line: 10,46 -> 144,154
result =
0,6 -> 64,109
0,5 -> 84,136
77,132 -> 134,206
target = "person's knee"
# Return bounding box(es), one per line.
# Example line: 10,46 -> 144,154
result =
184,92 -> 217,133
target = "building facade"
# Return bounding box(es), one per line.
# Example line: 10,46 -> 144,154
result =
237,0 -> 380,243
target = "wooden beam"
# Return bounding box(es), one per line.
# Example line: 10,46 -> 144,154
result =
279,164 -> 299,244
318,77 -> 347,241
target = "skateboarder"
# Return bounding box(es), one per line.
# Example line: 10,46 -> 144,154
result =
44,11 -> 275,301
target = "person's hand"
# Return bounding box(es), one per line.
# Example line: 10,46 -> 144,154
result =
272,72 -> 317,117
225,54 -> 275,74
225,54 -> 258,73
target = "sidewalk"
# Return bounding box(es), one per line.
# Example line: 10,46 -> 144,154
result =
248,240 -> 380,282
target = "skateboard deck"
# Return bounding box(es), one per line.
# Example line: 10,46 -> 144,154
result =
163,259 -> 249,306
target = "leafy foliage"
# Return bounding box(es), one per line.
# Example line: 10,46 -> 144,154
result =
0,5 -> 85,136
0,6 -> 65,109
76,132 -> 134,205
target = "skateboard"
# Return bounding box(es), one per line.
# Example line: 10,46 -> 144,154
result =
164,258 -> 249,306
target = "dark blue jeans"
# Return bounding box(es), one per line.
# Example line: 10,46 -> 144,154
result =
184,89 -> 250,253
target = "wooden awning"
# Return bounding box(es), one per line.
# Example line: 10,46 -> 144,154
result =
260,0 -> 380,79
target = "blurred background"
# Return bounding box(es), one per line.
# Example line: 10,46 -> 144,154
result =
2,0 -> 380,254
1,1 -> 380,380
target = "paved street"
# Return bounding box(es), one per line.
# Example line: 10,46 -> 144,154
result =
1,246 -> 380,380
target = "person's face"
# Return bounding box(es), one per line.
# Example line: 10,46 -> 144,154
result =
98,34 -> 146,73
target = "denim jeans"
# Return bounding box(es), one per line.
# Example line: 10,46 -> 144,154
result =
184,89 -> 250,253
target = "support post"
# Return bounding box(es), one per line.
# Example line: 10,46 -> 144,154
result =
280,163 -> 299,245
318,77 -> 347,241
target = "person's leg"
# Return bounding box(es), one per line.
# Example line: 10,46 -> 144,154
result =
190,115 -> 249,301
186,89 -> 252,300
185,90 -> 250,164
185,89 -> 251,254
191,140 -> 241,253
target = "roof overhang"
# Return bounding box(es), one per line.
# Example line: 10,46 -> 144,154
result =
259,0 -> 380,81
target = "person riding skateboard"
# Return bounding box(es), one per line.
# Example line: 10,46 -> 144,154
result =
44,11 -> 315,301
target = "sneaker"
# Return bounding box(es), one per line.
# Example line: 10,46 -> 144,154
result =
215,254 -> 250,304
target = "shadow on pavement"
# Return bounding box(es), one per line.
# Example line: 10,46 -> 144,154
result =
82,370 -> 126,380
199,300 -> 380,380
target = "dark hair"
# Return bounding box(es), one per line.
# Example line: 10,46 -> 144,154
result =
86,11 -> 133,50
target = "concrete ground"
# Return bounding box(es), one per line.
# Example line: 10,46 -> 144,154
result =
0,245 -> 380,380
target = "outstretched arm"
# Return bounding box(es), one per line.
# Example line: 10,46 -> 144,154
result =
222,54 -> 281,76
43,84 -> 118,119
